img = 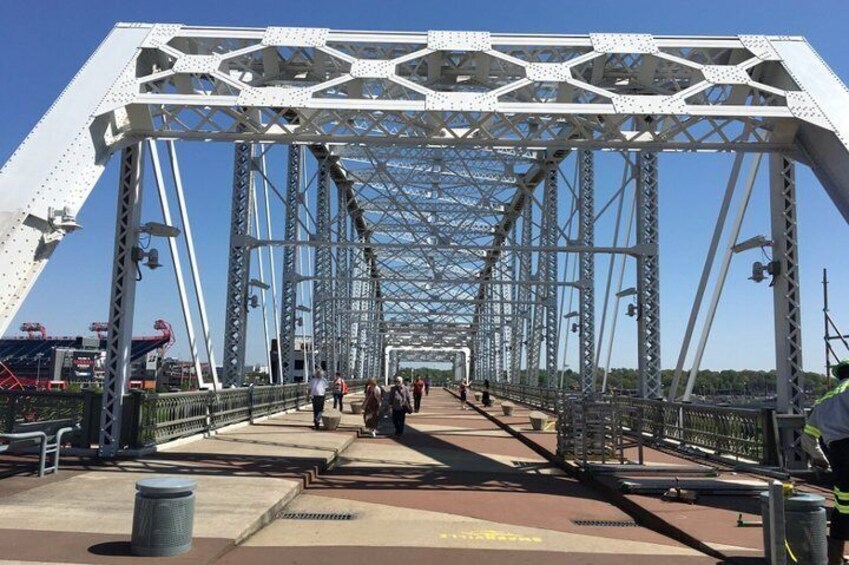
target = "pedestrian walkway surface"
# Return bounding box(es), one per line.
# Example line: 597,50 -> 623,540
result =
0,389 -> 722,564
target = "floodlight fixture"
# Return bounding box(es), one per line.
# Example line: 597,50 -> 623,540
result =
140,222 -> 180,238
732,235 -> 770,254
616,287 -> 638,298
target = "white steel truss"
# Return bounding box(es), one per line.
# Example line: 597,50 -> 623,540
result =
3,26 -> 849,464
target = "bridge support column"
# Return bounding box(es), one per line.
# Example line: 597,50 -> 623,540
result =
543,158 -> 559,388
770,154 -> 806,469
99,143 -> 144,457
516,203 -> 533,385
279,145 -> 300,383
222,142 -> 253,388
497,255 -> 512,383
314,158 -> 332,373
579,150 -> 596,394
636,152 -> 661,399
337,182 -> 351,377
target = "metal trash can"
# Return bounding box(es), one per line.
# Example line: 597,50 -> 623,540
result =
131,477 -> 197,557
760,491 -> 827,565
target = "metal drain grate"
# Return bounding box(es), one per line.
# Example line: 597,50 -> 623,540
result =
572,519 -> 638,527
278,512 -> 355,521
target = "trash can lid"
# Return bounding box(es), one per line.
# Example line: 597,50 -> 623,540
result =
759,491 -> 826,510
136,477 -> 197,496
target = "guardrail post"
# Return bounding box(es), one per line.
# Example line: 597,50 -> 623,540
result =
248,385 -> 255,424
124,390 -> 145,449
206,392 -> 215,433
4,394 -> 15,433
764,408 -> 779,466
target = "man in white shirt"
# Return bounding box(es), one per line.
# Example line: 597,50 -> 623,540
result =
308,365 -> 329,430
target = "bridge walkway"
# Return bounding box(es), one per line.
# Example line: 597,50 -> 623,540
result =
215,388 -> 715,564
0,388 -> 719,564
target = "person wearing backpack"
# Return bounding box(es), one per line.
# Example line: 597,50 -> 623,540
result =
388,376 -> 413,436
332,372 -> 348,411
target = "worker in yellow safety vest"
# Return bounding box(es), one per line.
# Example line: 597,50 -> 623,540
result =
804,359 -> 849,564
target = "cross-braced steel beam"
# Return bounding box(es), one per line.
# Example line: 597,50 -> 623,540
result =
314,158 -> 332,372
99,143 -> 143,457
579,150 -> 596,394
279,145 -> 300,383
636,152 -> 661,398
222,141 -> 254,387
543,159 -> 560,388
770,154 -> 806,469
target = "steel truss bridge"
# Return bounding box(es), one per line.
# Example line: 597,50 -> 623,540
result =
2,25 -> 849,465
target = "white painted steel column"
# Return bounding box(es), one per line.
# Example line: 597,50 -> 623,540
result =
99,143 -> 143,458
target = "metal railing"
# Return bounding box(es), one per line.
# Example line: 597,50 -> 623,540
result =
612,396 -> 772,464
1,389 -> 88,433
488,382 -> 559,412
1,380 -> 367,451
485,382 -> 775,466
138,380 -> 366,447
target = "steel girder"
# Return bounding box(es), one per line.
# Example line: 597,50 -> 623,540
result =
222,142 -> 254,387
314,159 -> 333,371
579,150 -> 596,394
515,203 -> 533,384
770,154 -> 806,469
279,145 -> 300,382
636,152 -> 661,398
98,144 -> 143,457
543,160 -> 560,388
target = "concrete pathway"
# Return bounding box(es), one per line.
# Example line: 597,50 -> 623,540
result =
0,389 -> 723,564
216,389 -> 718,565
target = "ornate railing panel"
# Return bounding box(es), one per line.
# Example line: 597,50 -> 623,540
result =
1,389 -> 87,432
138,390 -> 210,446
137,380 -> 368,448
484,382 -> 773,465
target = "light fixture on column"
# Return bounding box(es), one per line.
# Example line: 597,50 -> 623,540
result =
133,221 -> 180,272
616,287 -> 639,318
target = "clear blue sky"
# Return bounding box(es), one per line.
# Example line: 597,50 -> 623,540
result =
2,0 -> 849,373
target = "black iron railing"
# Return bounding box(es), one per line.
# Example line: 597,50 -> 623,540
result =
1,379 -> 367,451
486,382 -> 775,465
487,382 -> 560,412
138,380 -> 366,447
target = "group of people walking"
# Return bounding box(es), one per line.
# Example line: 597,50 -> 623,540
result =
308,366 -> 430,437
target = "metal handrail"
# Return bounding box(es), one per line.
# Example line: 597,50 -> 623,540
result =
486,382 -> 772,465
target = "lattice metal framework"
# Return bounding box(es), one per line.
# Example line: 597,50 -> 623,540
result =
98,144 -> 143,456
636,152 -> 661,398
4,26 -> 849,461
579,150 -> 596,394
221,141 -> 254,387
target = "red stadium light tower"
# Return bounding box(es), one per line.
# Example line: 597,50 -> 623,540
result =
19,323 -> 46,339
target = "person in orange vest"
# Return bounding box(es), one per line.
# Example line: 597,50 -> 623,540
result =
412,375 -> 425,413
